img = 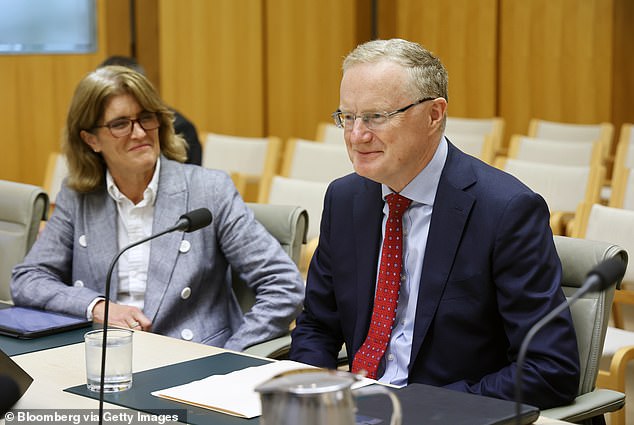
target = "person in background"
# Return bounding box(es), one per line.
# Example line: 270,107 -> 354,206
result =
289,38 -> 580,410
11,65 -> 304,351
99,56 -> 202,165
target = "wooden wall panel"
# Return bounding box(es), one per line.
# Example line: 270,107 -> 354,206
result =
499,0 -> 614,144
157,0 -> 265,137
266,0 -> 366,141
0,0 -> 121,185
389,0 -> 498,120
135,0 -> 160,89
612,0 -> 634,134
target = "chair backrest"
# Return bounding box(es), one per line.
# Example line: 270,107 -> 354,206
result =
202,133 -> 281,176
315,122 -> 345,145
553,235 -> 626,395
528,119 -> 614,160
280,138 -> 353,183
246,203 -> 308,266
232,203 -> 308,313
258,176 -> 328,242
447,133 -> 496,164
201,133 -> 282,202
569,202 -> 634,337
496,158 -> 604,213
0,180 -> 49,302
43,152 -> 69,207
445,116 -> 505,155
507,135 -> 602,167
572,204 -> 634,285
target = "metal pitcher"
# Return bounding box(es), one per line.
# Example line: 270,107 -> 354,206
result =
254,368 -> 401,425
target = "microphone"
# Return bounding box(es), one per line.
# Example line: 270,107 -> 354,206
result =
97,208 -> 212,424
0,375 -> 21,416
514,256 -> 626,425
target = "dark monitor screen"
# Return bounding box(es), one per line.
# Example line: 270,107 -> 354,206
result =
0,0 -> 97,54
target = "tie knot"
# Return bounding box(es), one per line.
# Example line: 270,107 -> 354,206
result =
386,193 -> 411,218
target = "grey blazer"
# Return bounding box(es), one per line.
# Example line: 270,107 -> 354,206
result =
11,157 -> 304,351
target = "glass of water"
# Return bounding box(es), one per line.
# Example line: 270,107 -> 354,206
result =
84,328 -> 133,392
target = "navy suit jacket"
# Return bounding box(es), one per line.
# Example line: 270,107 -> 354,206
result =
290,142 -> 580,409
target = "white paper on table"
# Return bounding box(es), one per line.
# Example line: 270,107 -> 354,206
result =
151,360 -> 374,418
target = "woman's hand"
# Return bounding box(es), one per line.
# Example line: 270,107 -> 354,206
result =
92,300 -> 152,331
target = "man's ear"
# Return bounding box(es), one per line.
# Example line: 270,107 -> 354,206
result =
80,130 -> 100,153
429,98 -> 448,128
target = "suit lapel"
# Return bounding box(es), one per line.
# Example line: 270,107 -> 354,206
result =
143,158 -> 189,321
409,145 -> 476,365
352,180 -> 383,348
84,190 -> 119,299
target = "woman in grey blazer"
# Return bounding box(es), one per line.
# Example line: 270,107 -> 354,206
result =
10,66 -> 304,351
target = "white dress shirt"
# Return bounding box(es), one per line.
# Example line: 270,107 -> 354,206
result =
105,158 -> 161,310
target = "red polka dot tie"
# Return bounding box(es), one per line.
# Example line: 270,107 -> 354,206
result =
352,193 -> 411,379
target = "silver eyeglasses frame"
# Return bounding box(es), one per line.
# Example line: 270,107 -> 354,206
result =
331,97 -> 436,130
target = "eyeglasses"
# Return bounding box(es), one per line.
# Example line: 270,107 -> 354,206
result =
331,97 -> 436,130
92,112 -> 160,138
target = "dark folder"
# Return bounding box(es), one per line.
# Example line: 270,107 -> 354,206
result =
0,348 -> 33,405
356,382 -> 540,425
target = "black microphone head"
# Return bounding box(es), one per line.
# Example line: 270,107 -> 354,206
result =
0,375 -> 21,415
176,208 -> 213,233
587,256 -> 627,291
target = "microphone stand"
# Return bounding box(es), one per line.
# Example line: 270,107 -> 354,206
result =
514,255 -> 625,425
97,223 -> 186,424
513,290 -> 587,425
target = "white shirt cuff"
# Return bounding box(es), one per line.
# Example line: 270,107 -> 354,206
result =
86,297 -> 105,320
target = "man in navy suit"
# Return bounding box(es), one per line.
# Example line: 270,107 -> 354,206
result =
289,39 -> 580,409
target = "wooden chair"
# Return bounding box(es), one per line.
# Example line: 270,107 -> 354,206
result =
528,119 -> 614,152
201,133 -> 281,202
42,152 -> 69,210
569,202 -> 634,425
447,133 -> 496,164
507,135 -> 603,167
445,116 -> 505,156
495,158 -> 604,236
280,138 -> 352,183
315,122 -> 345,145
528,119 -> 614,178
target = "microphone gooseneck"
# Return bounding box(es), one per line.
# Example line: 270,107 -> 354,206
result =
513,256 -> 626,425
97,208 -> 212,424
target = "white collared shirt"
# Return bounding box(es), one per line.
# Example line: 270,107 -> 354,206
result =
105,158 -> 161,311
378,137 -> 448,387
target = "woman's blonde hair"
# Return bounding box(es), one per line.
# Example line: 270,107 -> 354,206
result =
62,65 -> 187,192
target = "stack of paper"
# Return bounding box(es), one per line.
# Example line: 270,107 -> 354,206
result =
151,360 -> 373,418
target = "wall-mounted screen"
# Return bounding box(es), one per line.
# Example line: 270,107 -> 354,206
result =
0,0 -> 97,54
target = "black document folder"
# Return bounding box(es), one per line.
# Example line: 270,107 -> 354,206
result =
0,348 -> 33,403
356,382 -> 540,425
66,352 -> 540,425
